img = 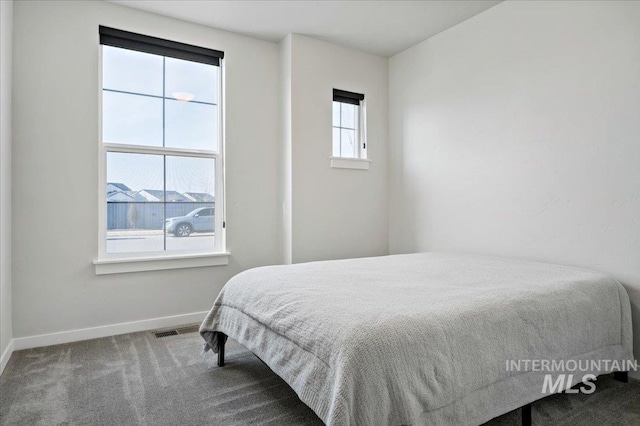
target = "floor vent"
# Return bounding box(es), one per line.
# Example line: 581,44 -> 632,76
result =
153,330 -> 179,338
152,324 -> 199,338
175,325 -> 200,335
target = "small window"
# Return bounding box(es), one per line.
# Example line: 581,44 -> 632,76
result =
332,89 -> 365,159
99,27 -> 225,258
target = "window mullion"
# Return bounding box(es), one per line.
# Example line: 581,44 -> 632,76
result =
339,102 -> 343,156
162,57 -> 167,251
104,144 -> 216,158
162,57 -> 166,148
163,156 -> 167,251
102,88 -> 217,106
356,105 -> 360,158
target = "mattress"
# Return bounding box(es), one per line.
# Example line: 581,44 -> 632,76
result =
200,253 -> 634,425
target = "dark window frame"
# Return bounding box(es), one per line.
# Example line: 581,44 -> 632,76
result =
99,26 -> 224,66
333,88 -> 364,105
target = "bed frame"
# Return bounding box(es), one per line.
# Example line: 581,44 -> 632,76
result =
216,331 -> 226,367
214,332 -> 629,425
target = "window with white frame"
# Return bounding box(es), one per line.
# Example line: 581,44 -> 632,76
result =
332,89 -> 365,159
98,26 -> 224,258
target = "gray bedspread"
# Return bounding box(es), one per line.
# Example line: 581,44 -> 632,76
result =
200,253 -> 634,425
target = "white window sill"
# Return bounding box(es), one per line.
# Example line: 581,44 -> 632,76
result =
93,252 -> 230,275
330,157 -> 371,170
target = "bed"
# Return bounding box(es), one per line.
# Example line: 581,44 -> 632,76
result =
200,252 -> 634,425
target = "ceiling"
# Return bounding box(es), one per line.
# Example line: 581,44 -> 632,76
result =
111,1 -> 502,57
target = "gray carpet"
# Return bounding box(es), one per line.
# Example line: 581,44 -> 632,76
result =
1,328 -> 638,425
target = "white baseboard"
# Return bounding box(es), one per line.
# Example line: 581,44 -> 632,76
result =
0,339 -> 14,376
12,311 -> 208,351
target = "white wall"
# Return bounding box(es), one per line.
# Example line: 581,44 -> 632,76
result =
0,0 -> 13,371
389,1 -> 640,360
12,1 -> 280,339
287,35 -> 389,263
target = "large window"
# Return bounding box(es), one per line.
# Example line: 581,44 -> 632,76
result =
98,27 -> 225,260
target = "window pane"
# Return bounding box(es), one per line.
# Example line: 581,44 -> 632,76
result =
166,156 -> 215,252
103,91 -> 163,146
340,129 -> 356,158
165,57 -> 218,104
332,127 -> 341,157
106,152 -> 164,196
165,99 -> 217,151
340,103 -> 357,129
106,152 -> 164,253
166,156 -> 215,200
102,46 -> 163,96
333,102 -> 341,127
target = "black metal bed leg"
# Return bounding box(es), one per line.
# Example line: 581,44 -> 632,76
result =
521,403 -> 532,426
217,332 -> 226,367
613,371 -> 628,383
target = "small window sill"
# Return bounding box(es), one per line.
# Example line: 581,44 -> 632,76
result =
93,252 -> 230,275
330,157 -> 371,170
